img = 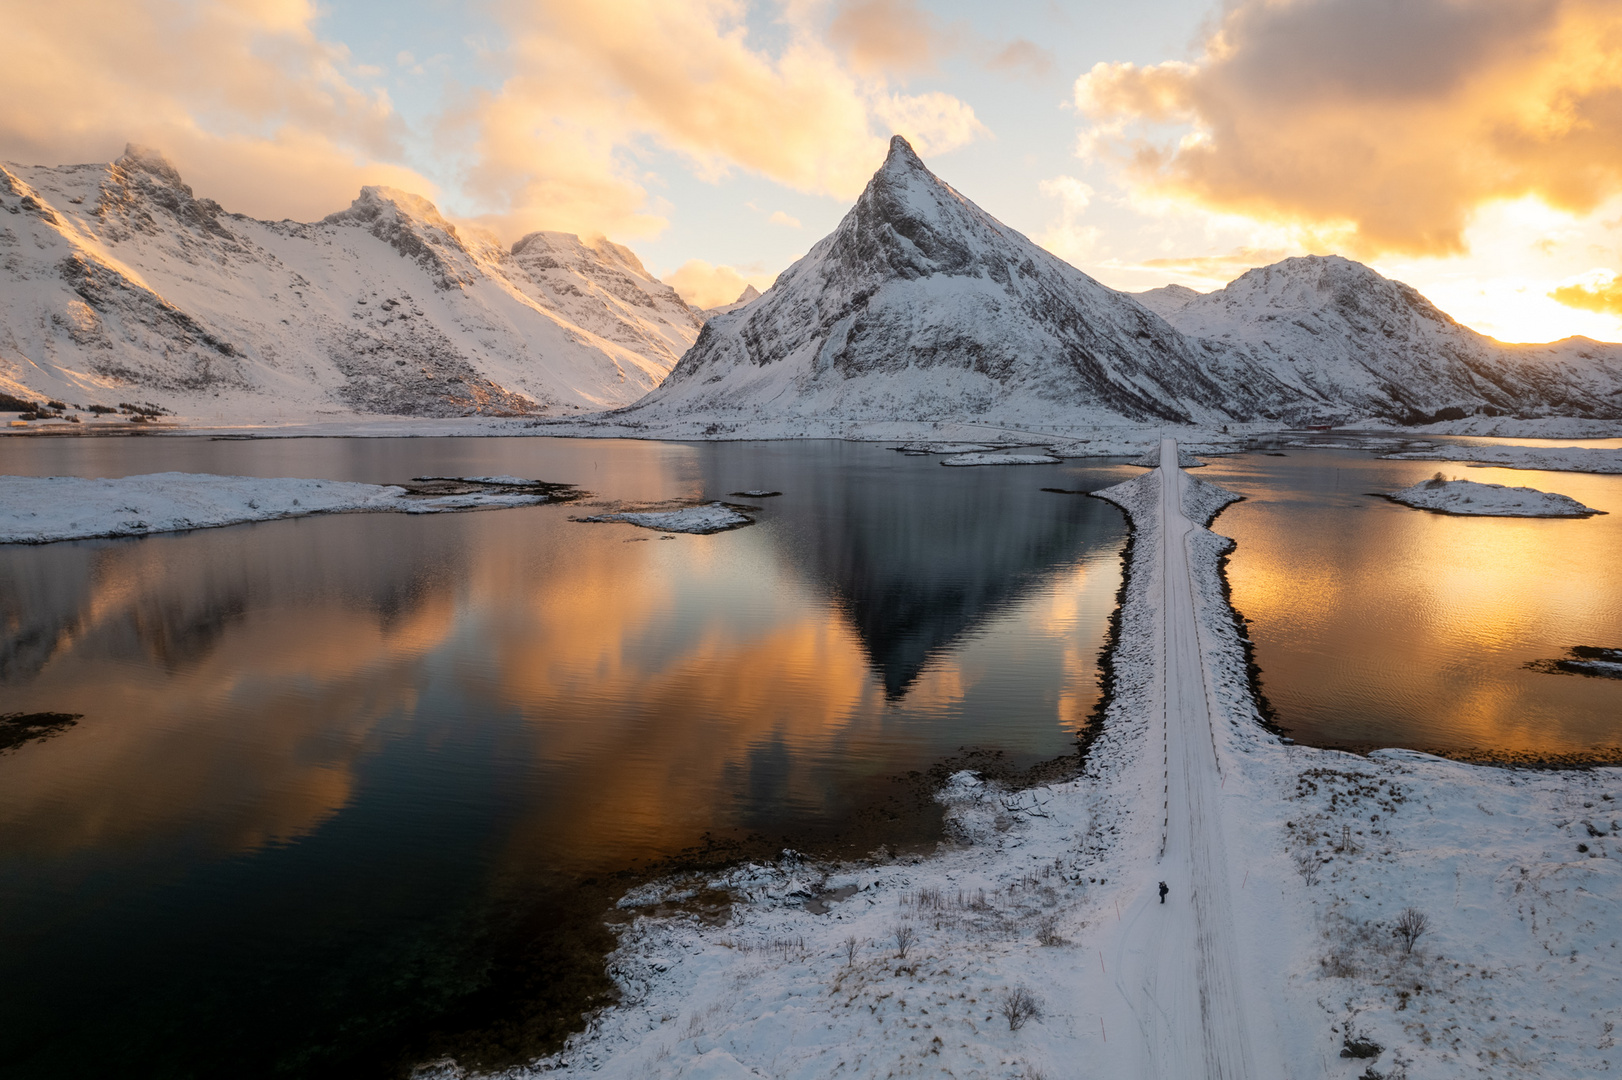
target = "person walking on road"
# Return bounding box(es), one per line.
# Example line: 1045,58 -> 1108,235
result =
1158,881 -> 1169,904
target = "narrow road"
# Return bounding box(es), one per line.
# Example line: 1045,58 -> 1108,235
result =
1106,438 -> 1282,1080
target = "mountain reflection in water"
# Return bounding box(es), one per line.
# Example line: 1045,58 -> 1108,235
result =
0,438 -> 1132,1078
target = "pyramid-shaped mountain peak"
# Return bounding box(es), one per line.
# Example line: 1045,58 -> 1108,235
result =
881,134 -> 923,170
627,139 -> 1243,427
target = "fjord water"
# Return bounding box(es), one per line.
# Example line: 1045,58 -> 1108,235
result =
0,437 -> 1132,1078
1203,445 -> 1622,756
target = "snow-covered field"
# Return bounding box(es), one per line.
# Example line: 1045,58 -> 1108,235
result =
423,442 -> 1622,1080
574,503 -> 756,535
0,472 -> 568,544
1384,477 -> 1603,517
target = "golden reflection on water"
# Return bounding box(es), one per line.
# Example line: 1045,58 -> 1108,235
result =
0,474 -> 1124,866
1209,452 -> 1622,753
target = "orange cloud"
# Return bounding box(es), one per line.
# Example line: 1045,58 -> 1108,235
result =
829,0 -> 950,77
1551,273 -> 1622,314
667,259 -> 775,309
1076,0 -> 1622,257
986,39 -> 1055,80
458,0 -> 986,239
0,0 -> 434,221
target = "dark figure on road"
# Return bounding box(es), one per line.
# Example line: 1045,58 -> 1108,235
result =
1158,881 -> 1169,904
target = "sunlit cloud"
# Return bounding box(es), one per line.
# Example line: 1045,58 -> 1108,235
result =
1035,175 -> 1100,265
828,0 -> 951,77
1075,0 -> 1622,258
457,0 -> 987,241
985,39 -> 1055,81
667,259 -> 776,309
0,0 -> 435,221
768,210 -> 803,228
1550,273 -> 1622,316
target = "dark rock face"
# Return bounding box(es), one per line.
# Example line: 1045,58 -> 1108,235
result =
631,136 -> 1259,426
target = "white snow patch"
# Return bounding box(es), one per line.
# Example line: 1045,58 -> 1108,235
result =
575,503 -> 753,534
0,472 -> 565,544
939,453 -> 1061,467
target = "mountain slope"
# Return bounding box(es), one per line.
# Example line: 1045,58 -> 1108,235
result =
621,137 -> 1264,429
1156,256 -> 1622,421
0,146 -> 700,419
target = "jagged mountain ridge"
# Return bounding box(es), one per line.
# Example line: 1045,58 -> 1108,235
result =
0,146 -> 701,418
623,137 -> 1260,428
1138,257 -> 1622,421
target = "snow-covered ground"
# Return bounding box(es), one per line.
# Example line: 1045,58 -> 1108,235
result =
1385,444 -> 1622,474
0,472 -> 569,544
1384,477 -> 1603,517
421,441 -> 1622,1080
574,503 -> 755,535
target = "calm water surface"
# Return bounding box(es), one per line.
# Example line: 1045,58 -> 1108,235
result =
1204,446 -> 1622,755
0,437 -> 1132,1078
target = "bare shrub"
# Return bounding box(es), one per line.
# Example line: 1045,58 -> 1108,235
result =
892,922 -> 916,959
1394,907 -> 1429,955
1035,915 -> 1067,946
1424,471 -> 1448,489
1295,851 -> 1322,885
1020,1062 -> 1049,1080
1000,986 -> 1043,1031
906,887 -> 945,911
842,934 -> 861,967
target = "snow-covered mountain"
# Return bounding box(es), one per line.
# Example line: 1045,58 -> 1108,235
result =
1140,257 -> 1622,422
698,284 -> 762,323
621,137 -> 1253,430
0,146 -> 700,419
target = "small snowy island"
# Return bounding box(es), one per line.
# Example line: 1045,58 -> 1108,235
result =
0,472 -> 581,545
940,453 -> 1061,467
1383,475 -> 1603,518
574,502 -> 755,534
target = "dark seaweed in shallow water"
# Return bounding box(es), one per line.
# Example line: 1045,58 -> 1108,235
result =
0,712 -> 80,753
1527,646 -> 1622,681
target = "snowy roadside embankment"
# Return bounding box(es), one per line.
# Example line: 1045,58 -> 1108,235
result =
431,452 -> 1622,1080
1385,444 -> 1622,475
0,473 -> 575,544
1384,476 -> 1603,517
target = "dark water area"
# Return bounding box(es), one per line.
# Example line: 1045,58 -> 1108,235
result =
1203,442 -> 1622,760
0,437 -> 1133,1078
